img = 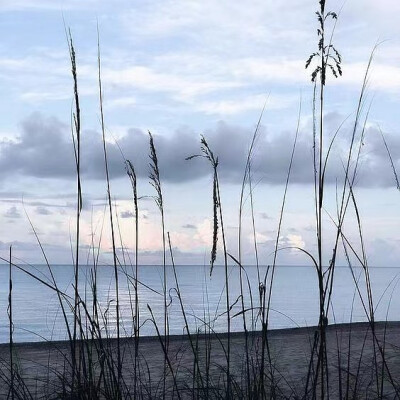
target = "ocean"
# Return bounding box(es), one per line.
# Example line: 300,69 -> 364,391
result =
1,264 -> 399,343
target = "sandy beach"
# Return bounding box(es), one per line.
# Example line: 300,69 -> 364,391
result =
1,322 -> 400,399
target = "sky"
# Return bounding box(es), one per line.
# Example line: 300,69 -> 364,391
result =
0,0 -> 400,266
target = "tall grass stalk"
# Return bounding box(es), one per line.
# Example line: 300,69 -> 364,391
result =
97,27 -> 122,396
148,131 -> 169,399
237,101 -> 266,397
258,99 -> 301,399
147,305 -> 182,400
126,159 -> 140,399
167,232 -> 206,395
304,1 -> 343,397
8,246 -> 14,400
66,29 -> 83,393
187,136 -> 232,398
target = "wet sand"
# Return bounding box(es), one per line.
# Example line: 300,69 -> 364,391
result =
1,322 -> 400,399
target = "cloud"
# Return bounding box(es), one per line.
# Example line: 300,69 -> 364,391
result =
0,240 -> 41,251
0,113 -> 75,179
0,0 -> 101,12
182,224 -> 196,229
101,65 -> 244,103
120,210 -> 134,219
1,198 -> 76,208
4,206 -> 21,219
195,94 -> 297,116
1,0 -> 400,129
260,212 -> 272,220
0,192 -> 76,201
286,234 -> 305,249
254,231 -> 271,244
36,206 -> 52,215
1,112 -> 400,188
107,96 -> 137,109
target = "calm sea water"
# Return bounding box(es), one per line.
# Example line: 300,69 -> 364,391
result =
1,264 -> 399,343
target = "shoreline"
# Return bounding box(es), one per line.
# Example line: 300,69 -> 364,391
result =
1,320 -> 400,348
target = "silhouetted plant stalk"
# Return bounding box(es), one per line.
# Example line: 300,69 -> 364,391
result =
148,131 -> 169,399
167,232 -> 206,395
7,246 -> 14,400
340,166 -> 399,395
65,28 -> 84,393
304,0 -> 342,397
147,305 -> 182,400
258,99 -> 300,399
126,159 -> 140,399
22,203 -> 76,390
380,127 -> 400,190
97,28 -> 122,397
316,44 -> 398,399
337,220 -> 400,396
237,101 -> 266,397
307,43 -> 389,398
86,204 -> 112,396
187,136 -> 232,398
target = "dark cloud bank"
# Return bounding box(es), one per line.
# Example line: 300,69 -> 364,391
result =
0,112 -> 399,188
